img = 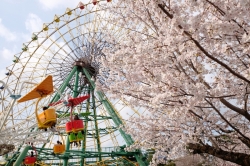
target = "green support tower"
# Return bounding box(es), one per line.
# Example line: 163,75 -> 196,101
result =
0,1 -> 151,166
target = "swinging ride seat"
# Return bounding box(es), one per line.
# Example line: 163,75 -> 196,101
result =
69,132 -> 77,142
18,75 -> 56,129
53,135 -> 65,154
53,144 -> 65,154
24,146 -> 37,166
37,108 -> 57,129
24,156 -> 36,165
67,131 -> 84,142
64,95 -> 90,142
65,120 -> 84,133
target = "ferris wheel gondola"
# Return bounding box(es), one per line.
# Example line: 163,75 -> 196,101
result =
0,0 -> 152,165
17,75 -> 57,131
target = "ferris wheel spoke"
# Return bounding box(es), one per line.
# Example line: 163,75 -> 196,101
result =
1,1 -> 151,165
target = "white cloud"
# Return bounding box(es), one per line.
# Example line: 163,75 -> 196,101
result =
0,48 -> 15,60
0,18 -> 17,41
38,0 -> 89,10
25,13 -> 43,33
0,47 -> 16,80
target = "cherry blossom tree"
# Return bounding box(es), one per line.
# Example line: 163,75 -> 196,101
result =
99,0 -> 250,165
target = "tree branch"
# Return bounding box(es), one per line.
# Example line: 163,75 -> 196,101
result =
205,95 -> 236,98
205,98 -> 250,143
188,58 -> 250,121
158,4 -> 250,84
238,137 -> 250,149
187,143 -> 250,166
220,98 -> 250,121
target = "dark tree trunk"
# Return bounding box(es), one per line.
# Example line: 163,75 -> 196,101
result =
187,143 -> 250,166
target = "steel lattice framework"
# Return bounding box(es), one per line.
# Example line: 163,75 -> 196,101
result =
0,0 -> 152,165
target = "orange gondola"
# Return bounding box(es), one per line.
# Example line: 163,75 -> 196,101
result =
37,107 -> 57,129
53,135 -> 65,154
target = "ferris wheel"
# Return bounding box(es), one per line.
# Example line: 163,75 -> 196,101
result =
0,0 -> 151,165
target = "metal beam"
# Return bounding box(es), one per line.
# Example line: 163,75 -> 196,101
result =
80,89 -> 91,166
82,68 -> 147,166
92,90 -> 102,162
13,146 -> 30,166
63,68 -> 79,166
36,67 -> 77,161
0,99 -> 16,131
50,66 -> 77,103
36,147 -> 139,157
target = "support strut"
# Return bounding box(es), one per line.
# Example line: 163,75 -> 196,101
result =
83,68 -> 147,166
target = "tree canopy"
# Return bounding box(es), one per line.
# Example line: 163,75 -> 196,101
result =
99,0 -> 250,165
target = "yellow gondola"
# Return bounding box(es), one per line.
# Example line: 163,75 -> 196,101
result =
53,135 -> 65,154
18,75 -> 56,130
37,108 -> 57,129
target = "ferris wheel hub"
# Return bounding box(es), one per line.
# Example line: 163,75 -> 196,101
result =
74,60 -> 97,77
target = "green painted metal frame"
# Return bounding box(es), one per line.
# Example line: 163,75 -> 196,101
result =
13,146 -> 30,166
6,127 -> 36,166
51,66 -> 78,103
92,90 -> 102,162
7,66 -> 148,166
37,146 -> 140,159
10,67 -> 78,166
80,89 -> 91,166
83,68 -> 147,166
7,146 -> 140,165
63,67 -> 80,166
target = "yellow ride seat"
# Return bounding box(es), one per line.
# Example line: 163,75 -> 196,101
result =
38,108 -> 57,129
53,144 -> 65,154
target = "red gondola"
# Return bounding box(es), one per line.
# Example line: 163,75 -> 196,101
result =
24,156 -> 36,165
65,121 -> 73,133
66,120 -> 84,133
93,0 -> 98,5
24,145 -> 37,165
72,119 -> 84,132
65,95 -> 90,144
78,2 -> 84,9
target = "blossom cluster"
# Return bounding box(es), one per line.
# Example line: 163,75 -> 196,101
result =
99,0 -> 250,165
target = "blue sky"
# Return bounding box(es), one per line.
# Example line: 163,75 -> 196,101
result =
0,0 -> 88,79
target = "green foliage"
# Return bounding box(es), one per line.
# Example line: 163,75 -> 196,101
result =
157,160 -> 176,166
166,161 -> 176,166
